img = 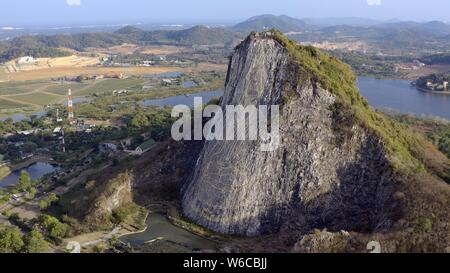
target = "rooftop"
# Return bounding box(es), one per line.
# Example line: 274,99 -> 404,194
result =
137,139 -> 156,151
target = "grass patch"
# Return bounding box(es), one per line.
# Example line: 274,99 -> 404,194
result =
112,203 -> 148,230
0,98 -> 26,109
8,93 -> 61,106
0,165 -> 11,180
0,81 -> 50,96
44,83 -> 90,96
76,78 -> 146,96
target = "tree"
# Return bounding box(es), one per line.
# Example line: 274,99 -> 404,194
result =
18,170 -> 32,192
131,112 -> 149,128
28,187 -> 37,199
0,227 -> 24,253
22,142 -> 38,154
39,193 -> 59,210
24,230 -> 49,253
75,75 -> 84,83
38,215 -> 69,240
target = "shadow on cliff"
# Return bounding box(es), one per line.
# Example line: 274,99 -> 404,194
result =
293,136 -> 402,234
241,136 -> 404,236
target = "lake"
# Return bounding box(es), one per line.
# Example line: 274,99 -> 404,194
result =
0,162 -> 58,188
119,213 -> 216,250
357,76 -> 450,120
143,90 -> 223,108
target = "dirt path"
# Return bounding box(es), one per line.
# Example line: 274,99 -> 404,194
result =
63,226 -> 123,252
0,96 -> 40,107
0,83 -> 57,107
1,84 -> 55,97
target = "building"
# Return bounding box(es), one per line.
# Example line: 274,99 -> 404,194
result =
444,81 -> 449,91
98,142 -> 118,153
134,139 -> 156,155
120,138 -> 133,148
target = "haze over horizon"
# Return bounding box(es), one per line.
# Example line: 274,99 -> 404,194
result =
1,0 -> 450,27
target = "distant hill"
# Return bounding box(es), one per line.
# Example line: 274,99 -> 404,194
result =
373,21 -> 450,37
232,14 -> 311,33
420,53 -> 450,65
302,17 -> 383,27
167,25 -> 242,46
0,25 -> 243,63
118,25 -> 243,46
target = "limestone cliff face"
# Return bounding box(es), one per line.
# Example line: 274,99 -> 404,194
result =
182,32 -> 397,236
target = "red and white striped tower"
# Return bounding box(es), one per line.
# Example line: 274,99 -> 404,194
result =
68,89 -> 74,124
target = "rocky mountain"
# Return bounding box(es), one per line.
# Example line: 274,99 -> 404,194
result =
232,15 -> 311,34
181,31 -> 450,252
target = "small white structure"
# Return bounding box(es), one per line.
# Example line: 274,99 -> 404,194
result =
17,56 -> 36,65
18,129 -> 39,135
120,138 -> 132,148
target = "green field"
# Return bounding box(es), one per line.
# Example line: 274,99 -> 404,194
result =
76,78 -> 146,96
8,93 -> 61,106
45,82 -> 91,95
0,98 -> 27,109
0,81 -> 51,96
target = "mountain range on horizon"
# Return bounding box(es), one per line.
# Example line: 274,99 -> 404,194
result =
1,14 -> 450,37
1,14 -> 450,63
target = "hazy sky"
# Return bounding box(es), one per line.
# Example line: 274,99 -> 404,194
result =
1,0 -> 450,26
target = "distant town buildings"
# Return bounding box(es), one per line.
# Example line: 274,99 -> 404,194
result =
425,79 -> 449,92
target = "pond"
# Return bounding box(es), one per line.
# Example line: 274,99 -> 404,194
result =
183,80 -> 198,88
0,162 -> 59,188
143,90 -> 223,108
119,213 -> 216,250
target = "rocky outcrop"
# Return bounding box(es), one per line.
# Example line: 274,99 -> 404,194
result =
182,32 -> 398,236
61,171 -> 133,229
